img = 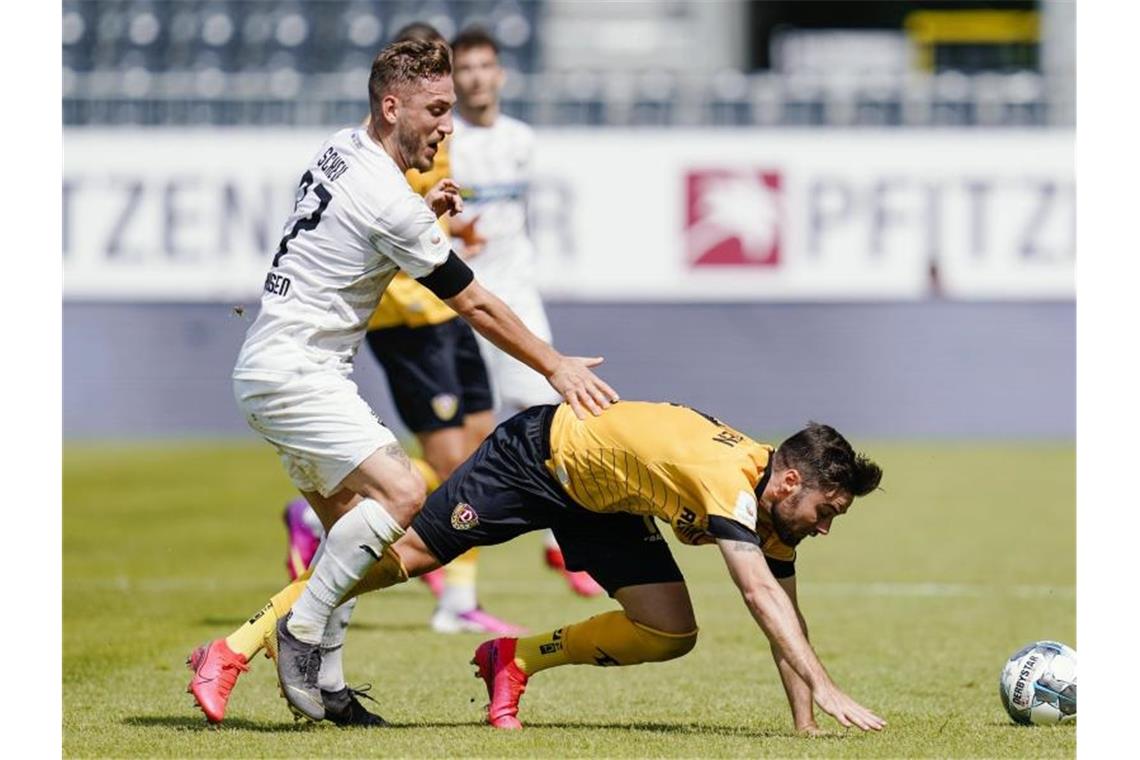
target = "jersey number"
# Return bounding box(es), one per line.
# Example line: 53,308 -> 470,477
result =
273,170 -> 332,267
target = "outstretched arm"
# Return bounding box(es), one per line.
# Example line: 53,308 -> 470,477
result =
443,277 -> 618,419
768,574 -> 821,734
716,538 -> 885,732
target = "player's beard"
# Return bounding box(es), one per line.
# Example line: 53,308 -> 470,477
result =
770,491 -> 805,547
396,121 -> 430,172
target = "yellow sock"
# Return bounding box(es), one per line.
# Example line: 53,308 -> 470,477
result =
412,457 -> 442,494
346,546 -> 409,599
513,611 -> 698,675
444,548 -> 480,587
224,569 -> 311,661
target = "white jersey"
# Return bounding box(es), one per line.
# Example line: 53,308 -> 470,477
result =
234,127 -> 451,381
449,114 -> 537,288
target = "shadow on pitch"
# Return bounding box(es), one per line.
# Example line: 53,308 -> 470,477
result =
515,722 -> 850,739
195,617 -> 427,633
382,720 -> 843,739
128,716 -> 856,739
124,715 -> 310,733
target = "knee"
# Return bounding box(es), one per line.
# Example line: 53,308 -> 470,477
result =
363,469 -> 426,527
391,473 -> 428,523
632,621 -> 699,663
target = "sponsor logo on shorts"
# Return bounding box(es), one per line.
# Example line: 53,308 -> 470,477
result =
431,393 -> 459,422
451,502 -> 479,530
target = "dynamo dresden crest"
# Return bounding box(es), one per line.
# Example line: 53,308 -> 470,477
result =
450,502 -> 479,531
431,393 -> 459,422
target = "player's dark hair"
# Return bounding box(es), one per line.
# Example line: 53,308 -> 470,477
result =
368,38 -> 452,118
774,422 -> 883,498
451,25 -> 500,57
392,21 -> 445,45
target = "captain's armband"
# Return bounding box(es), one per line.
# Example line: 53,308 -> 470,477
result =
416,251 -> 473,300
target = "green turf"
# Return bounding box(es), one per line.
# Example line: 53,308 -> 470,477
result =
63,440 -> 1075,757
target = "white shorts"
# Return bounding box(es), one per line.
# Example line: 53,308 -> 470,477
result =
474,286 -> 562,413
233,372 -> 398,498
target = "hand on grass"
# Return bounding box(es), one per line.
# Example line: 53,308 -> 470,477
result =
812,686 -> 886,732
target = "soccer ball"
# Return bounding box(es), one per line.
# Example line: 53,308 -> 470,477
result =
999,641 -> 1077,725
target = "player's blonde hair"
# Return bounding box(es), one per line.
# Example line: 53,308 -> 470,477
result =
368,38 -> 452,117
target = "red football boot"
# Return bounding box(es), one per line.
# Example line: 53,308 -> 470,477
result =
544,546 -> 605,597
186,638 -> 250,723
471,638 -> 528,730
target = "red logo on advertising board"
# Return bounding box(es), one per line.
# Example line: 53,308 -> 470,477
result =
685,170 -> 782,267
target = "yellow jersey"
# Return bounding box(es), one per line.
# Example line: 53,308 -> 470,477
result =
545,401 -> 795,564
368,137 -> 459,330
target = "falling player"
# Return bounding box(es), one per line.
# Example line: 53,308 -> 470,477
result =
191,400 -> 887,734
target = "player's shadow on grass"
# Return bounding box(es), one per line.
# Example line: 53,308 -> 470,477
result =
384,720 -> 842,739
123,716 -> 308,733
128,717 -> 857,738
196,617 -> 426,633
526,721 -> 846,739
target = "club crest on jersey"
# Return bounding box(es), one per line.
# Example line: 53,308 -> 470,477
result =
451,503 -> 479,531
431,393 -> 459,422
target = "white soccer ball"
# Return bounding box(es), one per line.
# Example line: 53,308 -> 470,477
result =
999,641 -> 1077,725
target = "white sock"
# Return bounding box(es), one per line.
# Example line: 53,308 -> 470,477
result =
439,583 -> 477,614
288,498 -> 404,644
318,598 -> 356,692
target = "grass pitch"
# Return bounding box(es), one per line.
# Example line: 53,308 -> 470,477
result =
63,439 -> 1075,757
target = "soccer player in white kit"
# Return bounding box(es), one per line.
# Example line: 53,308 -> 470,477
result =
194,38 -> 618,725
447,27 -> 605,596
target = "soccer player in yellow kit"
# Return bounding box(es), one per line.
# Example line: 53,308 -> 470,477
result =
204,400 -> 887,733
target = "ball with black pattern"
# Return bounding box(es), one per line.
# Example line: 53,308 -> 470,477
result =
999,640 -> 1076,725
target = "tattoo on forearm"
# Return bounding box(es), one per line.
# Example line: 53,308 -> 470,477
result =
380,443 -> 411,470
728,541 -> 763,554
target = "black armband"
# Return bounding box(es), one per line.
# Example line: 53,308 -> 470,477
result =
707,515 -> 762,546
416,251 -> 474,300
707,516 -> 796,578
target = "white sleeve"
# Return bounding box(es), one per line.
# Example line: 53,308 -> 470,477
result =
520,123 -> 535,175
369,192 -> 451,278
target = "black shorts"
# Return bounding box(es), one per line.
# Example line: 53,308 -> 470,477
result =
412,405 -> 684,596
366,319 -> 493,434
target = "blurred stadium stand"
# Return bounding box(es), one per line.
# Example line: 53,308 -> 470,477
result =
63,0 -> 1074,128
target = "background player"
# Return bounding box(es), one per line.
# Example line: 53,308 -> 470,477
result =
188,37 -> 618,726
282,20 -> 523,639
448,27 -> 603,596
195,401 -> 886,734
